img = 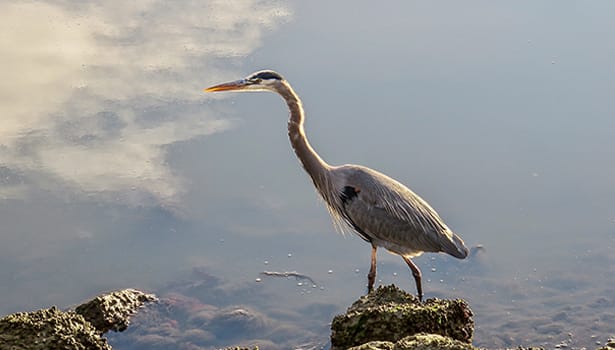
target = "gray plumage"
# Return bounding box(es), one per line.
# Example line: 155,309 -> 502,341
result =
327,165 -> 467,259
205,70 -> 469,301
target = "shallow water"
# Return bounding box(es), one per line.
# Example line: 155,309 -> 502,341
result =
1,1 -> 615,349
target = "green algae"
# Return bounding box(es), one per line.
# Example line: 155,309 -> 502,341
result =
0,306 -> 110,350
331,285 -> 474,349
75,288 -> 157,334
348,333 -> 476,350
0,289 -> 156,349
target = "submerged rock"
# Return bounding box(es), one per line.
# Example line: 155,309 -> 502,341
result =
0,289 -> 156,349
331,285 -> 474,350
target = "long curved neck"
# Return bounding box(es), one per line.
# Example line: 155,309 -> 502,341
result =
274,82 -> 331,186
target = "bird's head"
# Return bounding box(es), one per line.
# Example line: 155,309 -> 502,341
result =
204,70 -> 285,93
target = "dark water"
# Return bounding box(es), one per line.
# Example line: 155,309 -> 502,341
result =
1,1 -> 614,349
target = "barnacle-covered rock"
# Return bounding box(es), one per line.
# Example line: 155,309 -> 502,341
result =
347,333 -> 475,350
75,288 -> 158,334
0,306 -> 110,350
331,285 -> 474,350
0,288 -> 156,349
596,338 -> 615,350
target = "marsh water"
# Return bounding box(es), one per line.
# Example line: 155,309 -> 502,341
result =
1,1 -> 614,349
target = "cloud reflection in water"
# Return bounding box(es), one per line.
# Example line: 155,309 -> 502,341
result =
0,1 -> 290,206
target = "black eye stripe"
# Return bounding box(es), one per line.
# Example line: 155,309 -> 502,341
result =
252,71 -> 283,80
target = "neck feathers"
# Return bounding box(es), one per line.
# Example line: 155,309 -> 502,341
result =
275,82 -> 331,189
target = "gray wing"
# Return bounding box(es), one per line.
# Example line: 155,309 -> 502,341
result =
333,165 -> 468,259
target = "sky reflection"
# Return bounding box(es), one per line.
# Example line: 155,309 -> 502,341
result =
0,0 -> 290,206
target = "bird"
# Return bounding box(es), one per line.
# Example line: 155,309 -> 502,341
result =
205,70 -> 469,301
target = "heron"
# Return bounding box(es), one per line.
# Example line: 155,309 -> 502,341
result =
205,70 -> 468,301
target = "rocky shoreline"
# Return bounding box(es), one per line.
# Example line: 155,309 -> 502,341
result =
0,285 -> 613,350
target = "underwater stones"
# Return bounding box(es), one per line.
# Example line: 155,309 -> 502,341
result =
75,288 -> 158,334
208,307 -> 269,340
330,285 -> 474,350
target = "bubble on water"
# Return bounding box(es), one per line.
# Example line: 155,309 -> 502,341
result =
439,279 -> 444,283
392,272 -> 398,277
255,278 -> 262,282
312,284 -> 317,288
354,269 -> 360,274
264,260 -> 269,265
287,253 -> 292,258
320,286 -> 325,290
431,267 -> 436,272
297,282 -> 303,286
327,269 -> 333,274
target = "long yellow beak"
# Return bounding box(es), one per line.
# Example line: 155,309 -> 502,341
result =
204,80 -> 248,92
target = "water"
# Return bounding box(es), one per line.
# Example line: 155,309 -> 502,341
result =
2,1 -> 615,349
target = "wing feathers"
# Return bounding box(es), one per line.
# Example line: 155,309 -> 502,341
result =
331,165 -> 467,258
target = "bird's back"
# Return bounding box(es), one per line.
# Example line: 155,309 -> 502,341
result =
328,165 -> 468,259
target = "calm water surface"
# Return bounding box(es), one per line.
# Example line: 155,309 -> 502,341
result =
1,1 -> 614,349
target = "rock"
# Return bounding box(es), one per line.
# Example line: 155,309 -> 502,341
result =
0,288 -> 156,349
75,288 -> 158,334
0,306 -> 110,350
596,338 -> 615,350
348,333 -> 475,350
331,285 -> 474,350
347,340 -> 396,350
208,307 -> 269,340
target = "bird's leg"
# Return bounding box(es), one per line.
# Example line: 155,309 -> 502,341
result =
402,256 -> 423,302
367,244 -> 377,293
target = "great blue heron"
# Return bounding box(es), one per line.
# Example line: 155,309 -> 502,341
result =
205,70 -> 468,301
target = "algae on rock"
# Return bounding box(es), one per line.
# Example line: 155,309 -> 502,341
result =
331,285 -> 474,350
348,333 -> 475,350
0,306 -> 111,350
75,288 -> 158,334
0,289 -> 156,350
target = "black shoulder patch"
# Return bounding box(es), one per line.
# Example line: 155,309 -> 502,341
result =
340,186 -> 359,205
253,71 -> 283,80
